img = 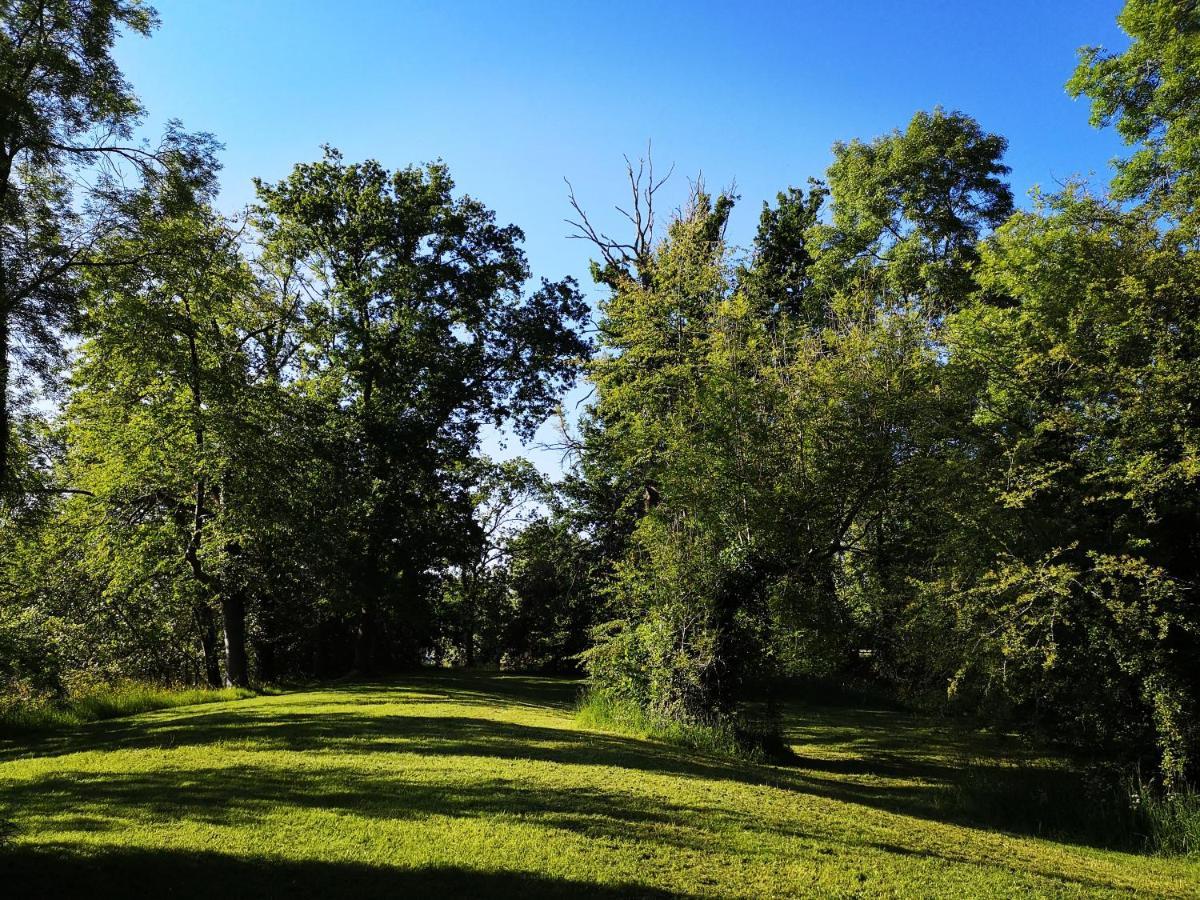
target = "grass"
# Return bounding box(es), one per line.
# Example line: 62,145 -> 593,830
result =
1133,780 -> 1200,857
575,691 -> 751,760
0,682 -> 258,732
0,671 -> 1197,897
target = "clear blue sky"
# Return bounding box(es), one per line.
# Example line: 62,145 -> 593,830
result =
114,0 -> 1130,473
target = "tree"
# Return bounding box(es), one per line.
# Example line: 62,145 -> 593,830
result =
0,0 -> 207,498
503,511 -> 599,673
1068,0 -> 1200,224
60,160 -> 269,687
255,149 -> 590,671
808,108 -> 1013,313
436,457 -> 547,667
738,181 -> 827,328
580,181 -> 780,722
942,187 -> 1200,787
575,151 -> 976,735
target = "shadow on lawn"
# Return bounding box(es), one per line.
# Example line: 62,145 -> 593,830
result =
0,671 -> 1142,864
0,845 -> 688,899
778,702 -> 1140,851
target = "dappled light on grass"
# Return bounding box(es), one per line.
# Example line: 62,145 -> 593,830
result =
1,671 -> 1197,897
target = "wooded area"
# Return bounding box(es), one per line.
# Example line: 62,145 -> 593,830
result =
1,0 -> 1198,849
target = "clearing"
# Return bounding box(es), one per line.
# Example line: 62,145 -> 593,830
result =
0,671 -> 1196,898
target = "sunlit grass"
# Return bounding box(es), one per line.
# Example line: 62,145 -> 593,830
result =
0,671 -> 1197,897
575,690 -> 750,759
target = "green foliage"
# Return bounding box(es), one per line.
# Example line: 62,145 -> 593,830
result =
1069,0 -> 1200,221
810,108 -> 1013,310
0,0 -> 217,497
253,149 -> 590,672
739,181 -> 826,325
502,514 -> 598,671
578,130 -> 993,743
581,184 -> 772,723
935,187 -> 1200,786
570,45 -> 1199,794
51,156 -> 270,687
434,458 -> 550,667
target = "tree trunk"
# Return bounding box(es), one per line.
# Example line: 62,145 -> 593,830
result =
0,153 -> 11,497
221,589 -> 249,688
196,604 -> 222,688
353,605 -> 376,674
254,636 -> 276,683
0,306 -> 10,495
313,619 -> 331,677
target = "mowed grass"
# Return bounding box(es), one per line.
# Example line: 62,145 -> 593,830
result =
0,672 -> 1197,898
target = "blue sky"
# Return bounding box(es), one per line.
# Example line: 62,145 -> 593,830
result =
114,0 -> 1131,473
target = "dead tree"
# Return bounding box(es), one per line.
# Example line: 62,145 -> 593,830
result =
565,146 -> 674,290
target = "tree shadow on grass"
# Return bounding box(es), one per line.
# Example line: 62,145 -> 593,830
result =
1,766 -> 747,860
0,671 -> 1146,857
778,702 -> 1140,852
0,671 -> 584,762
0,753 -> 1146,897
0,844 -> 689,899
326,670 -> 586,711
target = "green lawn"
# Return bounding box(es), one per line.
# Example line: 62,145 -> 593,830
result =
0,672 -> 1196,898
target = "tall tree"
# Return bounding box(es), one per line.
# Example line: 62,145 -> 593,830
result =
808,108 -> 1013,313
943,188 -> 1200,787
0,0 -> 163,497
1068,0 -> 1200,225
62,161 -> 268,687
255,149 -> 589,671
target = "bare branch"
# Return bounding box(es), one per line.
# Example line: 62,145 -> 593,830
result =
563,145 -> 674,289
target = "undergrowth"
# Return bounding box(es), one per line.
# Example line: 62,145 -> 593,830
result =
1132,779 -> 1200,857
0,681 -> 258,733
576,690 -> 766,761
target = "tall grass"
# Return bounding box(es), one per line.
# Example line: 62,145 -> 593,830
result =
1131,779 -> 1200,857
0,682 -> 256,733
576,690 -> 761,761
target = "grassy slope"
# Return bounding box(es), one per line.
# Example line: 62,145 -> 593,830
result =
0,672 -> 1196,898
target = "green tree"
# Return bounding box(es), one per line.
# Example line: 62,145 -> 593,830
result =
255,150 -> 589,671
738,181 -> 827,328
0,1 -> 216,498
503,510 -> 600,673
59,162 -> 272,687
577,150 -> 980,736
809,108 -> 1013,313
943,188 -> 1200,786
436,457 -> 547,667
1068,0 -> 1200,224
